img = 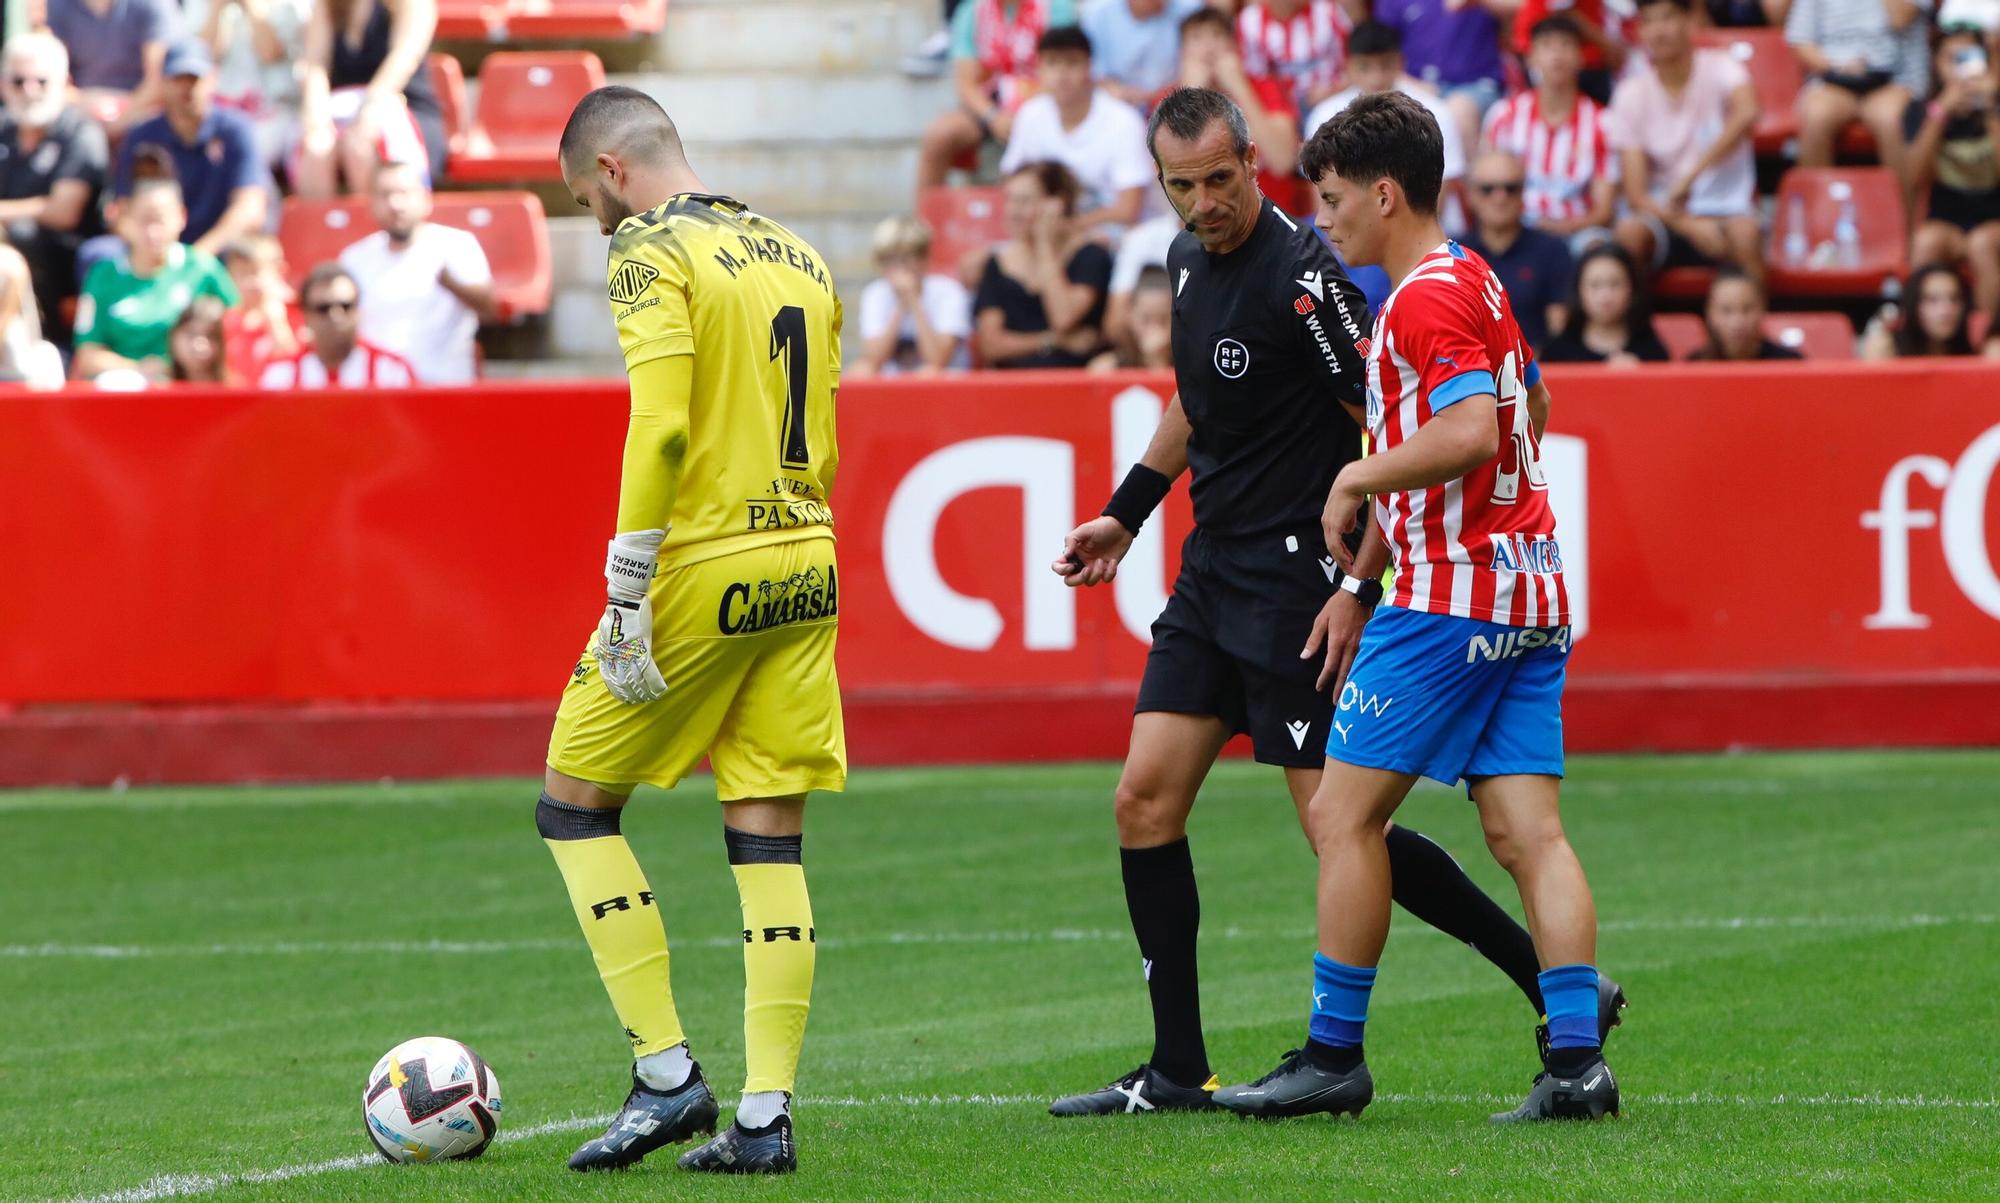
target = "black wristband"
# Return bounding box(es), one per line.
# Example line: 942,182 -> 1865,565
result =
1102,464 -> 1172,537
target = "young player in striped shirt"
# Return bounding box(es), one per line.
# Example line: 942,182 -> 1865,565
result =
1217,90 -> 1619,1124
1480,15 -> 1618,246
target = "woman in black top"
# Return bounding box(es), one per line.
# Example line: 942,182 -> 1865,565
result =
1862,262 -> 1978,358
296,0 -> 445,197
1539,243 -> 1671,365
1688,267 -> 1804,362
1906,26 -> 2000,318
972,160 -> 1113,369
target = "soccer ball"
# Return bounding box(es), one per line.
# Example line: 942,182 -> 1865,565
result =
362,1036 -> 503,1163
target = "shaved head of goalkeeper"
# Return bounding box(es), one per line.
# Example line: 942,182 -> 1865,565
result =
559,85 -> 706,235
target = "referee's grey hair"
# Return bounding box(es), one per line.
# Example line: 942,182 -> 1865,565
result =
1146,86 -> 1251,165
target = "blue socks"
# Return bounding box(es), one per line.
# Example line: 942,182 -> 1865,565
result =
1308,953 -> 1377,1048
1538,963 -> 1602,1049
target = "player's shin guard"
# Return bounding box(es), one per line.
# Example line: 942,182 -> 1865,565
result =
537,793 -> 686,1056
727,828 -> 815,1098
1385,824 -> 1545,1012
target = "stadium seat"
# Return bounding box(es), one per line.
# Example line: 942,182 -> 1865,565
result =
506,0 -> 669,40
918,185 -> 1009,278
1696,29 -> 1800,155
1653,311 -> 1856,359
449,51 -> 606,183
435,0 -> 509,40
277,192 -> 552,320
1764,311 -> 1856,359
1653,312 -> 1707,359
429,54 -> 469,159
1766,167 -> 1908,299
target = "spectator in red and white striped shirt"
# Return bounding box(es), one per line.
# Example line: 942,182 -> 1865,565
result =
258,262 -> 418,388
1481,16 -> 1618,252
1235,0 -> 1358,114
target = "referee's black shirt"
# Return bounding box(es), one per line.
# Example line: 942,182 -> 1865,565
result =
1166,198 -> 1370,539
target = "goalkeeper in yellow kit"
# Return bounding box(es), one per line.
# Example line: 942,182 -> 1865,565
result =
539,86 -> 843,1176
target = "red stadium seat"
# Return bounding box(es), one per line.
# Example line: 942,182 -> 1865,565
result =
1695,29 -> 1800,155
278,192 -> 551,319
429,54 -> 469,159
435,0 -> 509,40
1763,311 -> 1856,359
918,185 -> 1009,278
449,51 -> 606,183
506,0 -> 668,40
1653,312 -> 1707,359
1766,167 -> 1908,299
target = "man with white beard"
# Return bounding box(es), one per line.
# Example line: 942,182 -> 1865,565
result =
0,32 -> 110,344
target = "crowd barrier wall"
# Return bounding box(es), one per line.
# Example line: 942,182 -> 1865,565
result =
4,364 -> 1997,785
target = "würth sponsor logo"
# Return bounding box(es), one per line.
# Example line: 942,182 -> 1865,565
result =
1294,294 -> 1315,315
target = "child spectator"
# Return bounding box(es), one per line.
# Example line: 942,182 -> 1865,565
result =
0,32 -> 109,344
1906,25 -> 2000,315
259,262 -> 418,387
854,216 -> 973,376
219,234 -> 303,383
167,293 -> 230,382
1609,0 -> 1763,283
972,160 -> 1112,368
45,0 -> 176,131
1377,0 -> 1508,153
1090,263 -> 1173,370
1540,243 -> 1672,363
917,0 -> 1080,190
1688,267 -> 1803,360
72,177 -> 239,383
1512,0 -> 1629,103
1861,262 -> 1978,356
1000,26 -> 1153,232
339,158 -> 494,384
1237,0 -> 1354,114
1787,0 -> 1929,179
1079,0 -> 1206,107
1482,16 -> 1618,251
0,244 -> 66,388
295,0 -> 447,196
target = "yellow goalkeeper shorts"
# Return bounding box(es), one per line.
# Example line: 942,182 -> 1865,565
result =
547,534 -> 846,800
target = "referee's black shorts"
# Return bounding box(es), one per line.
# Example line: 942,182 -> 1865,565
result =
1135,525 -> 1340,768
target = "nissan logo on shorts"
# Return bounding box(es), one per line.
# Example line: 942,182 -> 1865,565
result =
1214,338 -> 1248,378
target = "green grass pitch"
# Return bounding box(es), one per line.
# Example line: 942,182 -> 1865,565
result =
3,751 -> 1997,1201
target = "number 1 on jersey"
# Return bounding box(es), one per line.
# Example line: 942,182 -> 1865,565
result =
769,305 -> 812,470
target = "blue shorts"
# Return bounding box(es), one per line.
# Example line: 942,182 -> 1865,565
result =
1327,605 -> 1570,787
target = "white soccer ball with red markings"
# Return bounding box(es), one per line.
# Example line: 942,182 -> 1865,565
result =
362,1036 -> 503,1163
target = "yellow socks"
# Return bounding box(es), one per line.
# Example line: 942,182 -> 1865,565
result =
726,828 -> 815,1097
537,794 -> 686,1056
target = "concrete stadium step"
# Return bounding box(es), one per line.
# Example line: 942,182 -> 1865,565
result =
612,72 -> 948,145
657,1 -> 938,74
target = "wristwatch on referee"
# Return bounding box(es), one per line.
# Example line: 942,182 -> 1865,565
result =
1333,569 -> 1384,607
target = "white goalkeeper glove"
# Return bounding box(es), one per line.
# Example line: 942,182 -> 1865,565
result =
595,530 -> 668,705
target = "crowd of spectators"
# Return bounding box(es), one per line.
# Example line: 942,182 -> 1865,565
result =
0,0 -> 478,388
873,0 -> 2000,374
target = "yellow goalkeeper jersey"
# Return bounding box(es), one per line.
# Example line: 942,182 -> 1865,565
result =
607,192 -> 842,563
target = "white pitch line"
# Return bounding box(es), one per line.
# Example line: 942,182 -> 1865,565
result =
52,1087 -> 2000,1203
7,913 -> 1995,960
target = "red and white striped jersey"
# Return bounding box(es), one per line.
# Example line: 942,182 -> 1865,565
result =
258,341 -> 419,389
1364,240 -> 1568,628
1480,90 -> 1616,226
1237,1 -> 1351,111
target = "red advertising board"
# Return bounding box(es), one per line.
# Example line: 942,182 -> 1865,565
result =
2,364 -> 1997,784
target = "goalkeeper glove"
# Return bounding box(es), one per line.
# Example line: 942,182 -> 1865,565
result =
595,530 -> 668,704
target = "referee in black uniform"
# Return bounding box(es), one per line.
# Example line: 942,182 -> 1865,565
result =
1047,87 -> 1587,1116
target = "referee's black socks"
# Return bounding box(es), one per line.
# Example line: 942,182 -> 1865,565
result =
1385,825 -> 1545,1013
1120,838 -> 1210,1089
